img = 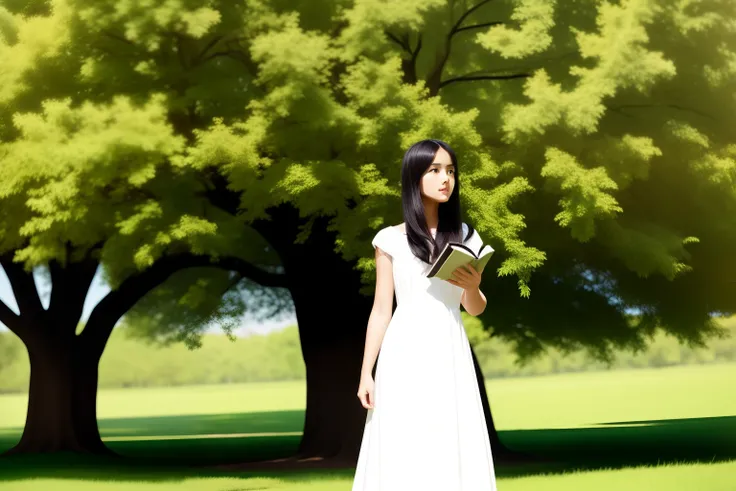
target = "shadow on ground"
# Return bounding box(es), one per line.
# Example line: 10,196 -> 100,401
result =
0,411 -> 734,483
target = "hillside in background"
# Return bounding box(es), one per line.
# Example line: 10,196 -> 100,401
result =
0,317 -> 734,394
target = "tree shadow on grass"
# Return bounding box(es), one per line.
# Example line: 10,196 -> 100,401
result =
0,412 -> 734,483
499,415 -> 736,477
0,410 -> 306,467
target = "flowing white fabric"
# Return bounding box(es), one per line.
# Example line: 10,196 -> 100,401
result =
352,223 -> 497,491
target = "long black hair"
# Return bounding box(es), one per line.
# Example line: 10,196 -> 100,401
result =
401,139 -> 475,264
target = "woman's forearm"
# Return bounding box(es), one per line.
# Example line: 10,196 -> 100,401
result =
463,287 -> 487,316
360,310 -> 392,378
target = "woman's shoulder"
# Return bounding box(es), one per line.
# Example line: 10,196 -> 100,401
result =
373,223 -> 404,240
380,222 -> 405,234
461,222 -> 485,250
373,223 -> 404,256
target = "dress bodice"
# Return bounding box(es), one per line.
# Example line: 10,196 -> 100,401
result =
371,223 -> 484,311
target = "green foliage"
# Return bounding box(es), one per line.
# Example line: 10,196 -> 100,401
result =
1,96 -> 185,264
500,0 -> 677,137
476,0 -> 556,59
475,321 -> 736,378
541,147 -> 623,242
118,271 -> 293,349
462,311 -> 492,346
0,0 -> 734,362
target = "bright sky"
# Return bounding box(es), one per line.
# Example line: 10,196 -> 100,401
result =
0,266 -> 296,336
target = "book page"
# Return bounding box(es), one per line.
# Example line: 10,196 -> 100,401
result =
432,250 -> 475,281
472,252 -> 494,274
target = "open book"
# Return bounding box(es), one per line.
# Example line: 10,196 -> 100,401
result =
426,242 -> 495,281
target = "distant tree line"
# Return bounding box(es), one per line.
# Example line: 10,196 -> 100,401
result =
0,316 -> 733,394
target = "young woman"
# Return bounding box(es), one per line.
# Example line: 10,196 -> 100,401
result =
352,140 -> 497,490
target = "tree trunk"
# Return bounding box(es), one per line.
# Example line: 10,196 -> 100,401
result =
6,331 -> 110,455
289,265 -> 372,463
3,248 -> 243,456
258,209 -> 372,463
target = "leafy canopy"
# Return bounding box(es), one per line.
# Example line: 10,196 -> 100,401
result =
0,0 -> 734,359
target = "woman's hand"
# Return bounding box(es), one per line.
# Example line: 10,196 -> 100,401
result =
357,375 -> 375,409
446,264 -> 482,291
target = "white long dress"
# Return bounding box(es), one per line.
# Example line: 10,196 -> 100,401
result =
352,223 -> 497,491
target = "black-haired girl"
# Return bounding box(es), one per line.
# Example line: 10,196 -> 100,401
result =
352,140 -> 497,490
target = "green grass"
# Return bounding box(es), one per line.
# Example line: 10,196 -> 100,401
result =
0,363 -> 734,490
0,381 -> 308,429
2,462 -> 736,491
488,363 -> 736,429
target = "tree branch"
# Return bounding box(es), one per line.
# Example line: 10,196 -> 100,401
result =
427,0 -> 497,95
385,30 -> 411,53
411,34 -> 423,66
84,241 -> 106,261
607,104 -> 718,121
214,256 -> 288,288
47,257 -> 99,331
0,298 -> 20,335
102,30 -> 139,48
386,30 -> 424,85
454,21 -> 503,34
79,253 -> 288,355
451,0 -> 495,36
0,254 -> 44,318
174,32 -> 188,70
199,49 -> 258,75
101,30 -> 153,60
194,35 -> 224,65
200,49 -> 242,65
439,72 -> 531,89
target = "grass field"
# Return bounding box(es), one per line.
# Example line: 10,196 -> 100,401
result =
0,363 -> 734,490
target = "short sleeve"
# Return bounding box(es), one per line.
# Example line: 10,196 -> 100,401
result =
462,222 -> 484,255
372,227 -> 394,258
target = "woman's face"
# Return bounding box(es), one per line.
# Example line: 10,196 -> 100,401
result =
420,147 -> 455,203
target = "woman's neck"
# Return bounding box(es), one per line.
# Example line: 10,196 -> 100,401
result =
422,197 -> 439,231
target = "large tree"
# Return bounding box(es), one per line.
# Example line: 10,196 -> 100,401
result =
0,1 -> 293,455
1,0 -> 734,464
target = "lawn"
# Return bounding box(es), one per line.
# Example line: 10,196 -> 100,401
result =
0,363 -> 734,490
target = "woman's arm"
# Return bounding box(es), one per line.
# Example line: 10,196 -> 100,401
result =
461,286 -> 487,316
449,264 -> 487,316
359,246 -> 395,379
